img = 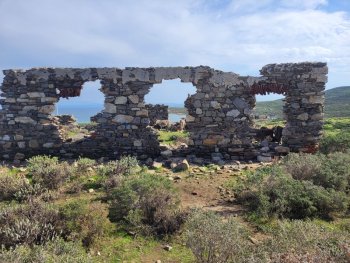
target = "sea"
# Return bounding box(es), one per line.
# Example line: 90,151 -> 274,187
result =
54,104 -> 185,123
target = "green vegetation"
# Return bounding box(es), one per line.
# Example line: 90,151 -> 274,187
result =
108,173 -> 185,236
1,117 -> 350,262
254,86 -> 350,118
320,117 -> 350,154
158,130 -> 189,145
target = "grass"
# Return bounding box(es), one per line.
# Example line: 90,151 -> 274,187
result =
158,130 -> 189,145
323,117 -> 350,136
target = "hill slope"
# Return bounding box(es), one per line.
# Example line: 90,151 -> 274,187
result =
255,86 -> 350,118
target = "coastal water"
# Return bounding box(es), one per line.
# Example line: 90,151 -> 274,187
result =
54,105 -> 185,123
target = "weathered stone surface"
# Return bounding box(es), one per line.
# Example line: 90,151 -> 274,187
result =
128,95 -> 139,104
275,146 -> 290,153
227,109 -> 240,117
161,149 -> 173,158
115,96 -> 128,104
0,63 -> 327,161
14,117 -> 36,124
113,115 -> 134,123
297,113 -> 309,121
104,103 -> 117,113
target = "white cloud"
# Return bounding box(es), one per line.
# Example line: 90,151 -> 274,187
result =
0,0 -> 349,92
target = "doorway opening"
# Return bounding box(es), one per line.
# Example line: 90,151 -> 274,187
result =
144,79 -> 196,150
55,80 -> 104,142
253,90 -> 288,158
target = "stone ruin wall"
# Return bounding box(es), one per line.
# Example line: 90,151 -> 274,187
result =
0,62 -> 327,161
145,104 -> 169,126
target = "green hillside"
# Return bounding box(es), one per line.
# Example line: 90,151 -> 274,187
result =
255,86 -> 350,118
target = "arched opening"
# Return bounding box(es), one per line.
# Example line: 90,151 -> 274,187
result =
55,80 -> 104,142
144,79 -> 196,149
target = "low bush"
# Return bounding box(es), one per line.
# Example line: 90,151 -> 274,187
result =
184,212 -> 350,263
58,200 -> 112,248
0,173 -> 29,201
27,156 -> 71,189
282,153 -> 324,181
320,133 -> 350,154
283,152 -> 350,192
108,173 -> 185,236
317,151 -> 350,192
263,220 -> 350,262
0,238 -> 91,263
184,210 -> 250,263
0,201 -> 61,248
97,156 -> 139,178
74,157 -> 96,175
13,183 -> 47,202
235,166 -> 348,219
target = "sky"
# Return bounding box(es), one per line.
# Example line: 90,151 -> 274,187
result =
0,0 -> 349,105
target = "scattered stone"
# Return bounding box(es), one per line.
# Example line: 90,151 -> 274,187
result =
257,155 -> 272,163
161,150 -> 173,158
275,146 -> 290,153
163,245 -> 173,251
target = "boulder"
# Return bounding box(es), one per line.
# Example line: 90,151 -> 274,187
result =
161,150 -> 173,158
257,155 -> 272,163
275,146 -> 290,153
172,159 -> 190,172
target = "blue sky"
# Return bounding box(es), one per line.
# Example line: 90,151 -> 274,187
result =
0,0 -> 349,105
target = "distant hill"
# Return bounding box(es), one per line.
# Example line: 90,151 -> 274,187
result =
255,86 -> 350,118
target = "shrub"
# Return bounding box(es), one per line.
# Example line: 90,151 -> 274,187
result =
263,220 -> 350,262
282,152 -> 350,192
184,210 -> 250,263
13,183 -> 47,202
0,201 -> 61,248
58,200 -> 112,248
74,157 -> 96,175
97,156 -> 139,178
27,156 -> 71,189
235,166 -> 348,219
282,153 -> 324,181
0,238 -> 91,263
315,151 -> 350,192
108,173 -> 184,236
0,173 -> 29,201
320,133 -> 350,154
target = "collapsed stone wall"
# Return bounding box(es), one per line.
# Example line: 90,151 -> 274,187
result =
145,104 -> 169,126
0,63 -> 327,161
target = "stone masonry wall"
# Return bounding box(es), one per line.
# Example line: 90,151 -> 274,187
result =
145,104 -> 169,126
0,63 -> 327,161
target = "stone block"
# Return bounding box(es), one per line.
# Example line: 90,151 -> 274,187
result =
227,109 -> 240,117
39,105 -> 55,114
128,95 -> 139,104
15,117 -> 36,124
134,140 -> 142,147
210,101 -> 221,109
113,115 -> 134,123
29,140 -> 39,148
27,92 -> 45,98
297,113 -> 309,121
104,103 -> 117,113
136,110 -> 148,117
232,98 -> 249,110
115,96 -> 128,104
43,142 -> 54,148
